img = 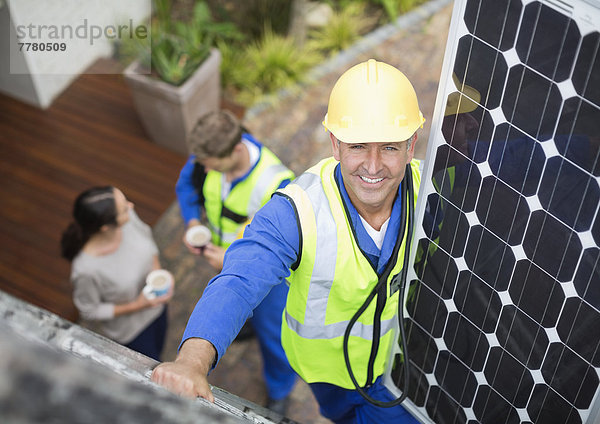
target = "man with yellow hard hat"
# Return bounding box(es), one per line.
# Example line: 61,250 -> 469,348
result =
152,59 -> 423,423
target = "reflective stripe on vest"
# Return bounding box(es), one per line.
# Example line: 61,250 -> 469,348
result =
204,146 -> 294,247
278,157 -> 421,388
285,311 -> 397,340
248,163 -> 292,213
206,221 -> 238,245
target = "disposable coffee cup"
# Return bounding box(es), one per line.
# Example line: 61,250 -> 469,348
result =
185,225 -> 211,248
143,269 -> 173,299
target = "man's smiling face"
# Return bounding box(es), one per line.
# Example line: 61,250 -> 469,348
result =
331,133 -> 415,217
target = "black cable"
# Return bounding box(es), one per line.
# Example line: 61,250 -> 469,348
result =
343,163 -> 415,407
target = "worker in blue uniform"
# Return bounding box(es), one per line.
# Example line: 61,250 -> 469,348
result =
154,60 -> 424,423
175,110 -> 297,414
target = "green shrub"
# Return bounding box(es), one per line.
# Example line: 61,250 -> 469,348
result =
228,26 -> 322,106
308,2 -> 376,54
371,0 -> 424,22
216,39 -> 246,93
204,0 -> 292,40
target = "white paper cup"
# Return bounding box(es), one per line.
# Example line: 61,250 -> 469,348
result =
143,269 -> 173,299
185,225 -> 211,248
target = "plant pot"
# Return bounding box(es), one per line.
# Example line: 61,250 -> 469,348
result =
123,48 -> 222,155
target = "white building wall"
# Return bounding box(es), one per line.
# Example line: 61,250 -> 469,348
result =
0,0 -> 150,108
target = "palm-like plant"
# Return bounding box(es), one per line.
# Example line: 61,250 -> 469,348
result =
308,2 -> 376,54
123,1 -> 241,86
229,25 -> 322,105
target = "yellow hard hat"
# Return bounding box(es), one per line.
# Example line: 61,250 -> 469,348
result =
322,59 -> 425,143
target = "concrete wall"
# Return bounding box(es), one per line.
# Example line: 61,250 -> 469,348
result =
0,2 -> 40,107
0,0 -> 150,108
0,290 -> 293,424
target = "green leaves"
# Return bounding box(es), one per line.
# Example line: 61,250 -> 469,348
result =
371,0 -> 424,22
151,2 -> 241,85
151,31 -> 211,85
223,26 -> 322,106
122,0 -> 241,86
308,3 -> 374,54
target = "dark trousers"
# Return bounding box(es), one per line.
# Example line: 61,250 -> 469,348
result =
125,306 -> 168,361
309,375 -> 420,424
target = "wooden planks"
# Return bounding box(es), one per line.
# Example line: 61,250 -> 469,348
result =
0,59 -> 187,321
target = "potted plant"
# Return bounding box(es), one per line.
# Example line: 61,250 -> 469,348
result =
122,0 -> 241,155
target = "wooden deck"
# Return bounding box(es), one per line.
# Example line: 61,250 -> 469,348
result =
0,60 -> 187,321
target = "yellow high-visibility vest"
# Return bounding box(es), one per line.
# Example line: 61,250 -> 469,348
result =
278,157 -> 420,388
204,145 -> 294,247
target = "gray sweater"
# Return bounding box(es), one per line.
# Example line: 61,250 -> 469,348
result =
71,209 -> 164,343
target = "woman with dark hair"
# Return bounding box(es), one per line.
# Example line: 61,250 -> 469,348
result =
61,186 -> 173,361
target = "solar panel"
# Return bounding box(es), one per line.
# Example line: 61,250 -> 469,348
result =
384,1 -> 600,423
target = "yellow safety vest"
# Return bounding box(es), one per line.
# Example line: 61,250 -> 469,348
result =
278,157 -> 420,388
203,146 -> 294,247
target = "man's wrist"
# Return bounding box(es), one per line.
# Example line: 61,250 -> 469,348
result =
176,338 -> 217,375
